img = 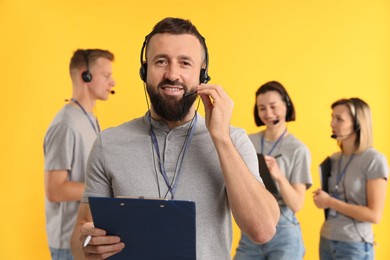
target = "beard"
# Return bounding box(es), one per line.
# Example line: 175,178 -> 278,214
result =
147,79 -> 197,122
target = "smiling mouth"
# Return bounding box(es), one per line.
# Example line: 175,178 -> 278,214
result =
161,86 -> 183,91
160,86 -> 185,96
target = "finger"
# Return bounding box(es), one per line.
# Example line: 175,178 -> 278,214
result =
264,156 -> 276,164
197,84 -> 222,101
81,225 -> 106,237
80,224 -> 107,246
88,235 -> 121,247
85,243 -> 125,260
80,230 -> 107,246
198,85 -> 234,115
85,241 -> 125,255
199,93 -> 213,111
264,159 -> 273,168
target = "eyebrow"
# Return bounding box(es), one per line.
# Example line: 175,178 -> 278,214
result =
258,101 -> 278,107
152,54 -> 195,63
152,54 -> 169,61
332,113 -> 343,118
177,55 -> 194,62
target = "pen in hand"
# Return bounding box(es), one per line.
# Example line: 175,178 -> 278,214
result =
83,223 -> 94,247
83,235 -> 92,248
274,154 -> 282,159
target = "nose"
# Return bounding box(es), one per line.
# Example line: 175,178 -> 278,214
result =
164,63 -> 180,82
330,118 -> 336,128
264,107 -> 273,117
110,78 -> 115,87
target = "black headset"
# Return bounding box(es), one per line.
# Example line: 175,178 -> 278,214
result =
278,87 -> 292,120
285,94 -> 292,114
139,35 -> 211,84
81,50 -> 93,83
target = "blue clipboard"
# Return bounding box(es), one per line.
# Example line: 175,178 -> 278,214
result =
89,197 -> 196,260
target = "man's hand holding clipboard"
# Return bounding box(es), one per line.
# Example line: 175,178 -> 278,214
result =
82,197 -> 196,260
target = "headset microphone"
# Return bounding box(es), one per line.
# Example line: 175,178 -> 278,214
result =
330,132 -> 354,139
183,91 -> 197,98
110,90 -> 115,94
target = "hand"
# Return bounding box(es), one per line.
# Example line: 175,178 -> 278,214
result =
313,188 -> 331,209
197,84 -> 234,140
80,222 -> 125,259
264,155 -> 283,182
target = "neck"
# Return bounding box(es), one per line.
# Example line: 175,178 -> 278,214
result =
70,96 -> 95,113
264,124 -> 287,141
150,109 -> 196,129
70,83 -> 96,112
341,136 -> 357,155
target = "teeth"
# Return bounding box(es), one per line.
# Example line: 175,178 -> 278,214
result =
163,87 -> 182,91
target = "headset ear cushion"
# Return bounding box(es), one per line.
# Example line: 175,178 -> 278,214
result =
285,95 -> 291,109
139,63 -> 147,82
82,71 -> 92,82
284,95 -> 292,120
199,68 -> 211,84
354,119 -> 360,132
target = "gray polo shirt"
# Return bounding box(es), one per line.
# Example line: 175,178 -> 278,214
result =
44,104 -> 98,249
83,112 -> 261,260
320,148 -> 388,243
249,132 -> 312,205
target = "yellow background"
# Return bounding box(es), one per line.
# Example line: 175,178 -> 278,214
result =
1,0 -> 389,259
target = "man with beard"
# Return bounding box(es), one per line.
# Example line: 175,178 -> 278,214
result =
71,17 -> 279,260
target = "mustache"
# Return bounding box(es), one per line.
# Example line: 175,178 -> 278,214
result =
157,79 -> 187,89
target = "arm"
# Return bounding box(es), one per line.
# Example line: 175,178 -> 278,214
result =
264,156 -> 306,212
44,123 -> 85,202
198,84 -> 280,244
313,178 -> 387,223
71,203 -> 124,260
44,170 -> 84,202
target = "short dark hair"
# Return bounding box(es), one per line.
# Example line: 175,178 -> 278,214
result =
253,81 -> 296,126
69,49 -> 114,74
143,17 -> 207,63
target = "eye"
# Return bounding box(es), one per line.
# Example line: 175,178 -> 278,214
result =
155,58 -> 167,66
180,60 -> 192,67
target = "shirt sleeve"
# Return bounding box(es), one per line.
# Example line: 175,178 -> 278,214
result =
364,150 -> 389,180
44,123 -> 75,171
82,135 -> 113,203
290,143 -> 312,189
